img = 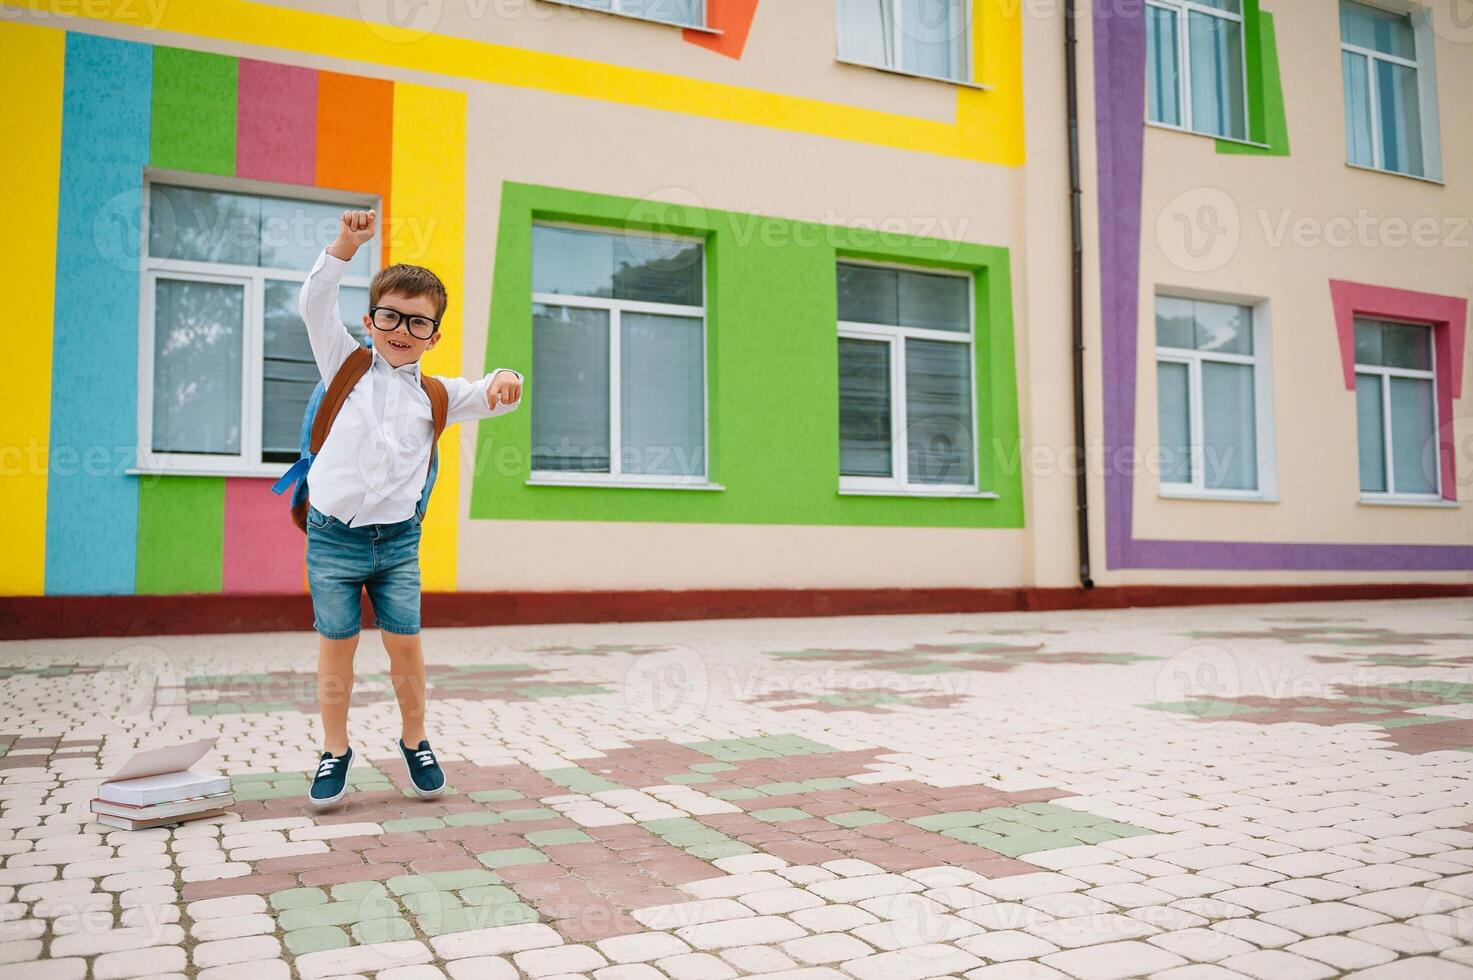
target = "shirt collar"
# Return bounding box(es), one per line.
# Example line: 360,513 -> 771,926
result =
371,346 -> 422,379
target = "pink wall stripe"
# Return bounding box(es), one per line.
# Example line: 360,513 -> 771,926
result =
222,478 -> 305,593
235,60 -> 317,184
1329,279 -> 1468,502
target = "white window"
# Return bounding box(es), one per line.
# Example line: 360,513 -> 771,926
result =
1155,296 -> 1275,497
1354,318 -> 1440,498
1145,0 -> 1248,141
1340,1 -> 1440,179
551,0 -> 706,29
837,0 -> 972,83
530,223 -> 709,487
138,177 -> 377,476
838,261 -> 979,495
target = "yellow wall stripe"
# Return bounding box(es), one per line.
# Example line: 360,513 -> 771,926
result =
4,0 -> 1024,166
392,82 -> 468,591
0,21 -> 65,595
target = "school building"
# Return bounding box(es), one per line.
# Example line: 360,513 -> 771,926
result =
3,0 -> 1470,636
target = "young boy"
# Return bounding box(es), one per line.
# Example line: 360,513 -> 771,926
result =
300,209 -> 522,808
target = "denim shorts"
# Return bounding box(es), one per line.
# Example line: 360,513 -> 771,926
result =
305,504 -> 422,639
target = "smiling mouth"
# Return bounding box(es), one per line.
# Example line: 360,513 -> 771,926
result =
386,338 -> 411,350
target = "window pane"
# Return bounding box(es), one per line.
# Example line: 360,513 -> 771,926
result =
262,281 -> 319,461
1389,376 -> 1437,494
1147,4 -> 1182,127
152,279 -> 243,455
898,269 -> 969,332
1157,360 -> 1192,484
620,0 -> 701,26
1156,296 -> 1196,350
1188,9 -> 1246,140
340,286 -> 370,347
1382,321 -> 1432,371
620,313 -> 705,477
839,338 -> 893,478
1356,373 -> 1387,492
1343,52 -> 1375,168
613,234 -> 703,306
1341,0 -> 1416,58
532,304 -> 611,472
1376,59 -> 1424,177
905,338 -> 973,486
1354,318 -> 1383,366
532,225 -> 615,298
1193,300 -> 1252,355
533,225 -> 702,306
149,185 -> 261,265
1201,361 -> 1257,490
261,197 -> 373,278
1197,0 -> 1241,11
837,0 -> 895,67
837,263 -> 899,325
901,0 -> 967,80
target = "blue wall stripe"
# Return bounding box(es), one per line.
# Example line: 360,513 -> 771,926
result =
45,34 -> 153,595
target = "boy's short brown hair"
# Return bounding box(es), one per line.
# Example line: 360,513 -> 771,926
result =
370,264 -> 448,323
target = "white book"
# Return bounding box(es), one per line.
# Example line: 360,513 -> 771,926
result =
98,738 -> 230,806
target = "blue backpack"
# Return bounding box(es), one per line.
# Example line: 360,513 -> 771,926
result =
271,344 -> 448,532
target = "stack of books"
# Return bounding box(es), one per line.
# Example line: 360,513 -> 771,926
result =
90,738 -> 234,831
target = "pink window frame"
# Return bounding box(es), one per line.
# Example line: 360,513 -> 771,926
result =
1329,279 -> 1467,502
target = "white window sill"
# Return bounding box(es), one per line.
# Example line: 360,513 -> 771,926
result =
839,486 -> 998,500
526,475 -> 724,491
535,0 -> 721,34
1359,494 -> 1458,508
1345,162 -> 1445,186
835,58 -> 990,91
128,464 -> 290,480
1159,487 -> 1277,503
1145,119 -> 1269,151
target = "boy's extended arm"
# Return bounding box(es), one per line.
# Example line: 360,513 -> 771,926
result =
440,369 -> 525,426
298,250 -> 362,382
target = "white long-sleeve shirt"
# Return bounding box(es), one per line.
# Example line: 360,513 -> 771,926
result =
299,249 -> 521,528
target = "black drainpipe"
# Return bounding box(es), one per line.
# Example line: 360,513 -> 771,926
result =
1065,0 -> 1095,589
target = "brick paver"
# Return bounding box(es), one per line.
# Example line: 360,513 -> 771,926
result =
0,599 -> 1470,977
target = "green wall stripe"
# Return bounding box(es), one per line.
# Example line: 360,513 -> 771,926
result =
136,47 -> 235,595
1218,8 -> 1289,157
150,46 -> 238,174
136,477 -> 225,594
470,182 -> 1024,530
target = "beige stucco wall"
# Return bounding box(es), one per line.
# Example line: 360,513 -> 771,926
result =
1070,0 -> 1473,587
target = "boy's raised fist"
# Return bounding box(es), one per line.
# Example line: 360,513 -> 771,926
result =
328,210 -> 376,262
340,209 -> 376,244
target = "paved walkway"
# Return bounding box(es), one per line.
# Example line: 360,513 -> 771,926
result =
1,598 -> 1470,979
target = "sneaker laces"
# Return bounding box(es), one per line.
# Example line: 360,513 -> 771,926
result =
316,756 -> 340,779
414,747 -> 436,768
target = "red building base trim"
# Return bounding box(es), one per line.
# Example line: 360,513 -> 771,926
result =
3,583 -> 1471,639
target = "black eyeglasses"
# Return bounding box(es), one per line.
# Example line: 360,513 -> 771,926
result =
370,306 -> 439,340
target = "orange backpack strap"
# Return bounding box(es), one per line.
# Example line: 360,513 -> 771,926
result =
310,347 -> 373,455
420,375 -> 450,477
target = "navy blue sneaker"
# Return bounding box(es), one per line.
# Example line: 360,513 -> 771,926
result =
397,738 -> 446,798
309,747 -> 353,808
